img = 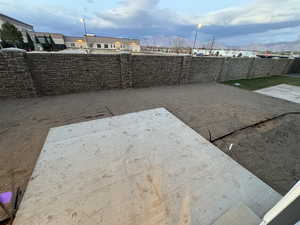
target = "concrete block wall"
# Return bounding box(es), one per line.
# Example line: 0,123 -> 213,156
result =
131,55 -> 183,87
249,58 -> 292,78
0,51 -> 36,98
120,53 -> 133,88
249,58 -> 274,77
219,58 -> 254,81
180,56 -> 193,84
191,57 -> 224,83
269,58 -> 292,75
0,51 -> 298,98
288,59 -> 300,73
27,53 -> 122,95
198,57 -> 295,82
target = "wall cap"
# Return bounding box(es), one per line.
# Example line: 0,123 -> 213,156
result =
0,48 -> 26,53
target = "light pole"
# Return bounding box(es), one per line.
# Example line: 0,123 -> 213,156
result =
192,24 -> 203,55
80,18 -> 89,51
80,18 -> 87,35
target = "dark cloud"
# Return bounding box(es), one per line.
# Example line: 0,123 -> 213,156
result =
92,0 -> 188,30
200,20 -> 300,39
86,24 -> 195,39
2,0 -> 300,45
86,0 -> 300,43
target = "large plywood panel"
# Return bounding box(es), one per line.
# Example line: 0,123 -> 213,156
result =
13,108 -> 281,225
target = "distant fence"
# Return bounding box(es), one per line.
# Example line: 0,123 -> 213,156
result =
0,51 -> 298,98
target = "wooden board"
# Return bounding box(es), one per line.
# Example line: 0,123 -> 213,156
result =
13,108 -> 281,225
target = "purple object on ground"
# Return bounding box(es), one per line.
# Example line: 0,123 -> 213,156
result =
0,192 -> 12,204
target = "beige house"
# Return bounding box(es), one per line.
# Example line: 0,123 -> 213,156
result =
0,13 -> 140,52
64,35 -> 140,52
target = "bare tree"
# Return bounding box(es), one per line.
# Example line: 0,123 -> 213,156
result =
169,37 -> 186,53
208,36 -> 215,55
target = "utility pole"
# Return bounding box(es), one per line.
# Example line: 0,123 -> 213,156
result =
192,30 -> 198,54
192,24 -> 203,55
82,18 -> 87,36
80,17 -> 89,52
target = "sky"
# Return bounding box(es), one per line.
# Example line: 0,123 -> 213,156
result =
1,0 -> 300,46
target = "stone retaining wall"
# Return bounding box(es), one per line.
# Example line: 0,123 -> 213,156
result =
191,57 -> 224,83
0,51 -> 298,98
28,53 -> 122,96
0,51 -> 36,98
131,55 -> 183,87
288,59 -> 300,74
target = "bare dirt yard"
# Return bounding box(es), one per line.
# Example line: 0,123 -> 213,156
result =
0,83 -> 299,219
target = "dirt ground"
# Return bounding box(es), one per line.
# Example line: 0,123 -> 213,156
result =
0,83 -> 299,220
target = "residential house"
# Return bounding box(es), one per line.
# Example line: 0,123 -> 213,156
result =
64,35 -> 140,52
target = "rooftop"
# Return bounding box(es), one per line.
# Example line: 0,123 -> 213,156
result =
0,13 -> 33,29
64,35 -> 140,44
30,32 -> 64,38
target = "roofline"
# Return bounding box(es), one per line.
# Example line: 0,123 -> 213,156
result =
0,13 -> 33,28
31,31 -> 64,36
64,35 -> 140,42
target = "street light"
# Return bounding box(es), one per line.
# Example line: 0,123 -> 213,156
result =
80,18 -> 87,36
192,23 -> 203,55
80,17 -> 89,51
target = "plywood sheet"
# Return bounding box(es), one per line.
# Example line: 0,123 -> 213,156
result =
13,108 -> 281,225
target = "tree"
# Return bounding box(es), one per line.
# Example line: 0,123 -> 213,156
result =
169,37 -> 186,53
0,22 -> 24,48
48,35 -> 56,51
26,32 -> 34,51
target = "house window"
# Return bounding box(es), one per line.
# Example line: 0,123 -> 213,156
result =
97,44 -> 101,48
104,44 -> 108,48
71,43 -> 75,47
111,44 -> 113,48
89,43 -> 93,48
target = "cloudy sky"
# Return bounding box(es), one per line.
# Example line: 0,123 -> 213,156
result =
1,0 -> 300,46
